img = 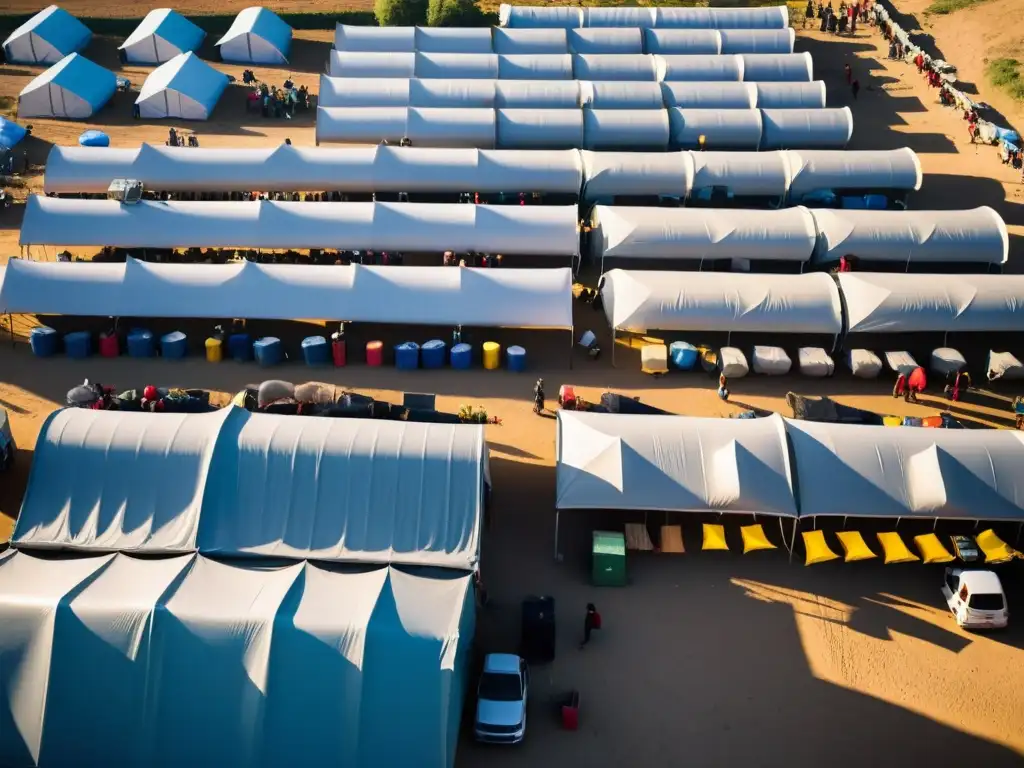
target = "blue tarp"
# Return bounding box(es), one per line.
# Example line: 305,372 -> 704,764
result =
79,130 -> 109,147
0,117 -> 27,150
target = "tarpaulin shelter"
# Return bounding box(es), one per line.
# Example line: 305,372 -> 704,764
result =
719,28 -> 796,54
754,81 -> 826,108
135,52 -> 229,120
42,143 -> 584,196
498,4 -> 790,29
657,54 -> 745,81
0,258 -> 575,329
16,53 -> 116,119
215,6 -> 292,64
0,551 -> 474,768
555,410 -> 796,556
335,24 -> 491,53
119,8 -> 206,64
669,108 -> 763,149
328,51 -> 575,80
582,81 -> 667,109
739,52 -> 813,82
809,206 -> 1008,266
582,110 -> 670,150
568,28 -> 643,54
2,5 -> 90,64
18,196 -> 580,257
760,107 -> 853,149
317,106 -> 498,148
498,5 -> 584,28
574,53 -> 661,81
660,81 -> 757,109
690,149 -> 790,201
837,273 -> 1024,334
496,108 -> 584,148
652,6 -> 790,29
785,147 -> 922,202
643,28 -> 723,55
318,77 -> 583,110
0,116 -> 28,150
581,150 -> 694,201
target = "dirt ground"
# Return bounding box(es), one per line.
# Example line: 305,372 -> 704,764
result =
0,8 -> 1023,768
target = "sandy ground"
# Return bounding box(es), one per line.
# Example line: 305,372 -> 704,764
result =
0,9 -> 1022,768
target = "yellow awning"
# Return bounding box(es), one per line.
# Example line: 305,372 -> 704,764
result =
802,530 -> 839,565
876,532 -> 919,564
702,523 -> 729,551
913,533 -> 954,564
836,530 -> 876,562
741,524 -> 777,554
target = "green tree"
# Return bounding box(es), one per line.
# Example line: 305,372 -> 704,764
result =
426,0 -> 484,26
374,0 -> 428,27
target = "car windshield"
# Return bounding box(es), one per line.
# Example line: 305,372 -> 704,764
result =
479,672 -> 521,702
968,593 -> 1004,611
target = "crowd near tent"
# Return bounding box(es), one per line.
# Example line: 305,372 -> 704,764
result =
498,4 -> 790,29
119,8 -> 206,64
2,5 -> 91,64
0,258 -> 576,329
17,53 -> 116,119
135,52 -> 229,120
216,6 -> 292,64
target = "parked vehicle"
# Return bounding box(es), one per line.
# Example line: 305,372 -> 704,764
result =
949,535 -> 981,563
942,568 -> 1008,630
474,653 -> 529,744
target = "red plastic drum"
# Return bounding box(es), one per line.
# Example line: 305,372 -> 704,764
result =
332,339 -> 347,367
99,333 -> 119,358
366,341 -> 383,367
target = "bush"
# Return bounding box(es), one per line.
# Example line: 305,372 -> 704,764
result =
374,0 -> 428,26
427,0 -> 485,26
986,58 -> 1024,102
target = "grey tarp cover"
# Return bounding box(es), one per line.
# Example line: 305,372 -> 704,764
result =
754,81 -> 826,108
658,54 -> 744,81
494,28 -> 644,54
574,53 -> 659,81
785,147 -> 923,197
719,28 -> 795,53
739,52 -> 812,82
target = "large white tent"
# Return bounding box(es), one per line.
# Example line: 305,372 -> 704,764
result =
785,420 -> 1024,521
660,81 -> 757,108
2,5 -> 91,64
119,8 -> 206,64
318,77 -> 583,110
498,5 -> 584,28
600,269 -> 843,334
17,53 -> 116,119
19,196 -> 579,256
215,6 -> 292,64
754,81 -> 826,108
581,150 -> 694,201
0,551 -> 474,768
653,6 -> 790,29
657,54 -> 745,81
496,108 -> 585,148
591,205 -> 816,265
498,4 -> 789,29
14,406 -> 489,569
690,149 -> 790,198
317,106 -> 497,147
42,143 -> 584,195
760,107 -> 853,149
809,206 -> 1008,265
582,80 -> 666,109
135,51 -> 229,120
0,258 -> 576,328
335,24 -> 492,53
582,109 -> 670,150
837,273 -> 1024,334
785,147 -> 923,200
669,108 -> 763,149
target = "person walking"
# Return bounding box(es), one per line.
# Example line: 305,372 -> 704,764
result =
579,603 -> 601,649
718,373 -> 730,401
851,78 -> 861,99
844,63 -> 852,85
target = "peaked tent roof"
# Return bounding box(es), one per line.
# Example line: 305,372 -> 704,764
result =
119,8 -> 206,64
17,53 -> 116,118
2,5 -> 91,64
135,51 -> 229,119
216,6 -> 292,63
556,411 -> 796,516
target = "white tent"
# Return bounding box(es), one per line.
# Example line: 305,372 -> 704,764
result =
600,269 -> 843,334
496,109 -> 585,148
497,3 -> 789,29
0,552 -> 474,768
215,6 -> 292,64
584,6 -> 657,28
18,196 -> 579,255
581,81 -> 665,109
498,5 -> 584,28
739,52 -> 813,82
318,76 -> 582,109
644,29 -> 722,55
658,54 -> 744,81
837,273 -> 1024,334
661,81 -> 756,108
17,53 -> 116,119
760,107 -> 853,149
719,28 -> 795,54
581,150 -> 694,201
669,108 -> 763,149
690,150 -> 790,198
569,28 -> 643,54
493,28 -> 569,54
591,205 -> 816,264
416,52 -> 500,79
119,8 -> 206,64
785,419 -> 1024,520
43,144 -> 584,195
135,52 -> 229,120
556,411 -> 796,516
317,106 -> 496,148
497,53 -> 573,79
754,81 -> 826,108
496,80 -> 581,108
810,207 -> 1008,265
573,53 -> 659,81
0,258 -> 576,328
654,6 -> 790,30
2,5 -> 91,64
785,147 -> 923,200
583,110 -> 670,150
328,51 -> 416,78
334,24 -> 491,53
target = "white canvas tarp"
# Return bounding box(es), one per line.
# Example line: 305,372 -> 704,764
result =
582,110 -> 670,150
0,552 -> 474,768
580,81 -> 665,109
569,28 -> 643,54
785,147 -> 923,198
334,24 -> 492,53
499,4 -> 584,28
658,54 -> 744,81
556,411 -> 796,516
496,109 -> 585,149
660,81 -> 756,109
317,106 -> 496,147
644,29 -> 722,55
739,52 -> 813,81
581,150 -> 694,201
810,207 -> 1008,265
720,28 -> 795,53
669,108 -> 763,149
573,53 -> 660,81
215,6 -> 292,65
760,107 -> 853,149
591,205 -> 816,262
43,144 -> 584,195
497,4 -> 789,30
654,6 -> 789,29
493,27 -> 567,54
119,8 -> 206,64
497,53 -> 573,79
690,150 -> 790,197
785,419 -> 1024,520
328,51 -> 416,78
318,76 -> 581,109
135,51 -> 229,120
754,81 -> 826,108
838,273 -> 1024,334
0,258 -> 575,328
601,269 -> 843,334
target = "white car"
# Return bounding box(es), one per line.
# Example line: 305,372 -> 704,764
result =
474,653 -> 529,744
942,568 -> 1008,630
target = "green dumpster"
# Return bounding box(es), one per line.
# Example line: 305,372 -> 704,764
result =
592,530 -> 627,587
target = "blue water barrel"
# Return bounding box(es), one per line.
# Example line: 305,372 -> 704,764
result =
127,328 -> 154,358
29,326 -> 58,357
229,333 -> 252,361
301,335 -> 330,365
670,341 -> 698,370
507,345 -> 526,372
254,337 -> 283,366
421,339 -> 446,369
395,341 -> 420,371
161,331 -> 188,359
865,194 -> 888,210
451,342 -> 473,370
64,331 -> 92,359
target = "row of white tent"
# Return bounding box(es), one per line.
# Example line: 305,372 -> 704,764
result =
2,4 -> 291,65
319,77 -> 827,111
498,4 -> 791,30
42,144 -> 922,203
316,106 -> 853,150
328,51 -> 814,82
591,205 -> 1009,267
335,24 -> 796,55
556,411 -> 1024,522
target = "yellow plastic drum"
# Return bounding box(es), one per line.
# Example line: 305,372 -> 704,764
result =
205,337 -> 223,363
482,341 -> 501,370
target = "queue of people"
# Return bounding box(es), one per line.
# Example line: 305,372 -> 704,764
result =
806,0 -> 870,35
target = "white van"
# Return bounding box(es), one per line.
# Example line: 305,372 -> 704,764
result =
942,568 -> 1008,630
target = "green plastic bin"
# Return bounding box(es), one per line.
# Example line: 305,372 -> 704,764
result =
592,530 -> 627,587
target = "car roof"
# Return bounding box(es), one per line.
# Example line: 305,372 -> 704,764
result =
960,570 -> 1003,593
483,653 -> 521,674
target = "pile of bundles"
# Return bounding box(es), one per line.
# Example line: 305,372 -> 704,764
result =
66,380 -> 214,412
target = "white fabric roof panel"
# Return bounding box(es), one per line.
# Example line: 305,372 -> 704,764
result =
569,28 -> 644,54
497,53 -> 573,80
215,6 -> 292,65
573,53 -> 659,81
493,27 -> 568,54
785,147 -> 923,196
414,26 -> 493,53
328,51 -> 416,78
415,52 -> 500,79
319,77 -> 582,110
655,6 -> 790,30
583,110 -> 670,150
499,4 -> 584,28
838,273 -> 1024,334
760,107 -> 853,149
755,81 -> 826,108
669,108 -> 763,149
496,109 -> 585,149
581,81 -> 665,109
119,8 -> 206,65
0,258 -> 575,328
661,81 -> 756,109
643,29 -> 722,55
785,419 -> 1024,520
720,28 -> 795,54
584,7 -> 657,28
690,150 -> 790,196
659,54 -> 744,81
810,207 -> 1009,265
557,411 -> 797,516
318,76 -> 414,108
334,23 -> 415,52
581,150 -> 693,201
601,269 -> 842,334
740,52 -> 812,81
18,196 -> 579,255
496,80 -> 581,108
592,205 -> 816,261
406,79 -> 498,108
317,106 -> 496,148
199,410 -> 487,567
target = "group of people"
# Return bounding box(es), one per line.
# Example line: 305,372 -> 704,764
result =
807,0 -> 870,35
245,73 -> 310,119
165,127 -> 199,147
443,251 -> 504,268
